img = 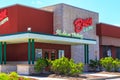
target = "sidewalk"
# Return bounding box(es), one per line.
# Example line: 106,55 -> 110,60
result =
22,75 -> 68,80
85,72 -> 120,80
21,72 -> 120,80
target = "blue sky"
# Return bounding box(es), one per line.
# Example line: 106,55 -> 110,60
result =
0,0 -> 120,26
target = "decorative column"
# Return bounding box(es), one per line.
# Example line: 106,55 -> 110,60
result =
28,39 -> 31,64
31,39 -> 35,64
86,44 -> 89,64
0,42 -> 2,64
84,44 -> 86,64
4,42 -> 6,64
84,44 -> 89,64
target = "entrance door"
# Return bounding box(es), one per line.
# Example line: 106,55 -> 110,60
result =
42,49 -> 57,60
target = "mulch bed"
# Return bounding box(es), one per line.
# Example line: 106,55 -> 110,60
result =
30,72 -> 101,80
19,77 -> 38,80
29,78 -> 38,80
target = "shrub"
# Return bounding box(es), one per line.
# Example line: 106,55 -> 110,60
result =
51,57 -> 84,76
89,59 -> 101,71
34,58 -> 48,73
69,59 -> 84,76
89,59 -> 100,69
0,73 -> 9,80
51,57 -> 70,75
9,72 -> 19,80
0,72 -> 30,80
100,57 -> 114,71
100,57 -> 120,72
112,59 -> 120,72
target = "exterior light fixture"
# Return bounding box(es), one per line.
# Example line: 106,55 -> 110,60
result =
27,27 -> 31,32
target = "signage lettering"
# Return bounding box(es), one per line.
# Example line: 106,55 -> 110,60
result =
0,9 -> 8,26
55,29 -> 83,38
0,17 -> 9,26
0,9 -> 7,21
83,26 -> 93,32
74,17 -> 92,33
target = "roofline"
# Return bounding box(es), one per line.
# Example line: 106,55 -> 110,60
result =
41,3 -> 99,14
98,22 -> 120,28
0,4 -> 53,13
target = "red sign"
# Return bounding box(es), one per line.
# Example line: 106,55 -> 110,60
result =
0,9 -> 7,21
74,17 -> 92,33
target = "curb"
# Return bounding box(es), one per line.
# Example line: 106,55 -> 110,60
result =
89,76 -> 120,80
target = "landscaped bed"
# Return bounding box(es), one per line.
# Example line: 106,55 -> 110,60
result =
0,72 -> 38,80
18,77 -> 37,80
1,71 -> 120,80
29,71 -> 120,80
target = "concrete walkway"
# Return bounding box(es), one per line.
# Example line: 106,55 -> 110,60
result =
89,73 -> 119,77
88,73 -> 120,80
21,73 -> 120,80
22,75 -> 67,80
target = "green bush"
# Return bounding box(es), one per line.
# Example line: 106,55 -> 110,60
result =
100,57 -> 120,72
100,57 -> 113,71
89,59 -> 100,69
69,59 -> 84,76
51,57 -> 70,75
89,59 -> 102,72
51,57 -> 84,76
8,72 -> 19,80
0,73 -> 9,80
112,59 -> 120,72
34,58 -> 48,72
0,72 -> 30,80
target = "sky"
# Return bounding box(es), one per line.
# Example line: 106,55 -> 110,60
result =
0,0 -> 120,27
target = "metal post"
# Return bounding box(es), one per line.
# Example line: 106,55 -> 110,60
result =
4,42 -> 6,64
28,39 -> 31,64
86,44 -> 89,64
32,39 -> 35,64
84,44 -> 86,64
0,42 -> 2,64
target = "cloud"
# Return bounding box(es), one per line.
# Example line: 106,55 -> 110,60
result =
32,0 -> 42,5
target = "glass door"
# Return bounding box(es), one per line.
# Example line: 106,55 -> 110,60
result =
43,49 -> 57,60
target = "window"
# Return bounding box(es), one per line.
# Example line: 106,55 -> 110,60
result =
58,50 -> 64,58
51,52 -> 55,60
116,47 -> 120,59
44,51 -> 49,59
35,49 -> 42,60
102,46 -> 112,57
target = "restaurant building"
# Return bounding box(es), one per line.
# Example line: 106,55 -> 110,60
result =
1,3 -> 119,74
97,23 -> 120,59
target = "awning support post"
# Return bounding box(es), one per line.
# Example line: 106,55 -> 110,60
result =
84,44 -> 89,64
4,42 -> 6,64
28,39 -> 31,64
0,42 -> 2,64
31,39 -> 35,64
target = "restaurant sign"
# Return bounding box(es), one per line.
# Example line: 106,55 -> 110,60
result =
0,9 -> 9,26
74,17 -> 93,33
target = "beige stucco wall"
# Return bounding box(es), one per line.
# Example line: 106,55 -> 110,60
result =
42,3 -> 99,63
101,36 -> 120,47
0,65 -> 17,73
